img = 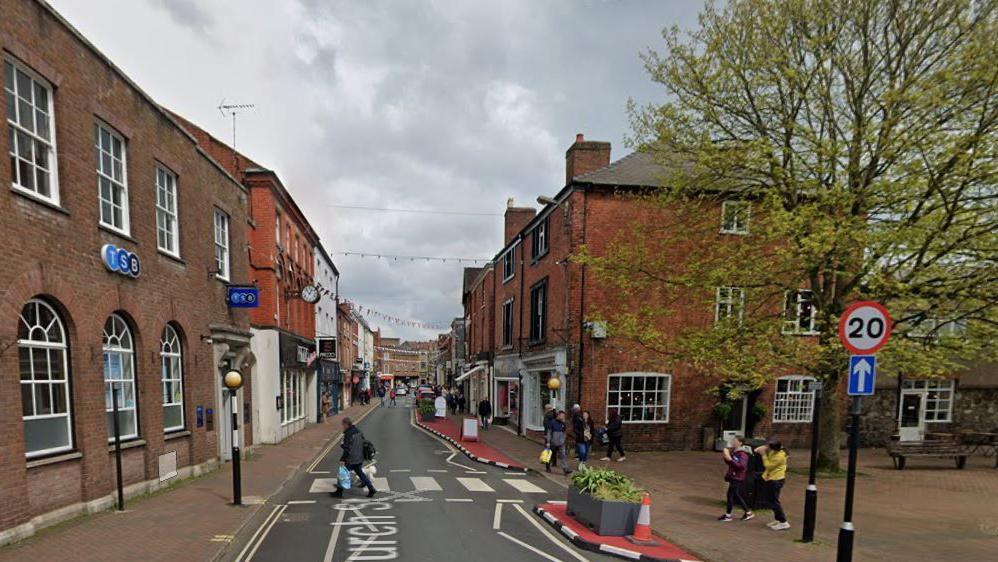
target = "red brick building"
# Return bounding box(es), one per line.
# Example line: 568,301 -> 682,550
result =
465,135 -> 817,449
168,116 -> 320,445
0,0 -> 252,543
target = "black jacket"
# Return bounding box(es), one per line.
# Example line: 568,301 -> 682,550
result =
340,425 -> 365,465
478,399 -> 492,416
573,415 -> 595,443
606,416 -> 623,438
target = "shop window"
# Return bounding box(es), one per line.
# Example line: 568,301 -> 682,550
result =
606,373 -> 671,423
161,324 -> 184,432
103,314 -> 138,441
18,299 -> 73,457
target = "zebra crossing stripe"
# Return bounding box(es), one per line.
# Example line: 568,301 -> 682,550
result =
410,476 -> 443,491
503,479 -> 546,494
457,477 -> 494,492
372,477 -> 390,491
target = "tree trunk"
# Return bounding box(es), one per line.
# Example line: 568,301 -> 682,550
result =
816,372 -> 842,471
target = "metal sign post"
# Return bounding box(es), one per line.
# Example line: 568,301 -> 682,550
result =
836,302 -> 892,562
111,384 -> 125,511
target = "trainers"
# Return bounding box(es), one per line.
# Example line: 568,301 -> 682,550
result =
599,457 -> 611,461
717,514 -> 733,522
329,489 -> 343,498
741,512 -> 755,521
771,522 -> 791,531
366,489 -> 378,498
617,456 -> 626,462
766,520 -> 780,528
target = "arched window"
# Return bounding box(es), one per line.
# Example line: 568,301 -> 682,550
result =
18,299 -> 73,457
103,314 -> 138,440
160,325 -> 184,432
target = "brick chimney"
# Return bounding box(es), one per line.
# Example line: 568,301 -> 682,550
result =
504,198 -> 536,245
565,133 -> 611,185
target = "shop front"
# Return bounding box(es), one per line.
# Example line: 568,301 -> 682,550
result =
276,333 -> 316,442
521,348 -> 568,431
317,359 -> 340,419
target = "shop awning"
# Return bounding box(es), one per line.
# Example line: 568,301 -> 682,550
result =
455,364 -> 485,383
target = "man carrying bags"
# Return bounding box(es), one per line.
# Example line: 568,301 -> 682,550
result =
330,417 -> 377,499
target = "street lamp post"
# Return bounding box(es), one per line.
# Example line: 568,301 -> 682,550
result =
223,369 -> 244,506
802,381 -> 823,542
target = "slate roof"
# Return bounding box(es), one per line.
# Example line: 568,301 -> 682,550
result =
572,150 -> 674,187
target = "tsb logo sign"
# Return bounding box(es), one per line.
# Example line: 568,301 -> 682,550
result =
101,244 -> 141,278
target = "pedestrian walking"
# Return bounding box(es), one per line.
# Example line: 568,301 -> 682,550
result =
447,392 -> 457,415
478,397 -> 492,429
717,435 -> 754,522
389,388 -> 397,407
545,410 -> 572,475
573,410 -> 596,469
457,391 -> 466,414
330,417 -> 377,498
542,404 -> 557,472
378,385 -> 386,407
755,439 -> 789,530
600,409 -> 626,461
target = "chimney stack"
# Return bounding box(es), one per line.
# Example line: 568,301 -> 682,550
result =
565,133 -> 611,185
504,199 -> 536,246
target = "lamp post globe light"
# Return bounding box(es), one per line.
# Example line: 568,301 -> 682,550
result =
224,370 -> 244,505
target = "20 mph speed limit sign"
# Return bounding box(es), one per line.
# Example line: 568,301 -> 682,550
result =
838,301 -> 892,355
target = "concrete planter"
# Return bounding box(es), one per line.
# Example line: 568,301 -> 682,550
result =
566,485 -> 640,536
420,411 -> 436,422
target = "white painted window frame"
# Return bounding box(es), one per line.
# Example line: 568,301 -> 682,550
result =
606,372 -> 672,424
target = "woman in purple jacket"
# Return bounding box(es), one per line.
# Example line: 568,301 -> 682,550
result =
718,435 -> 754,522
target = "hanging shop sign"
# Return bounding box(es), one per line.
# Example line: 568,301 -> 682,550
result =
317,337 -> 338,360
101,243 -> 141,278
227,286 -> 260,308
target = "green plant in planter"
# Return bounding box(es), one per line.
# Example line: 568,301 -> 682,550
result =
713,402 -> 732,420
751,402 -> 768,421
571,467 -> 643,503
418,399 -> 435,416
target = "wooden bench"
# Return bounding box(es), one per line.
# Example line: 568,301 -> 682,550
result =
886,440 -> 968,470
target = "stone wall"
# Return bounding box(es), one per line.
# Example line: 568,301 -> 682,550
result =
859,386 -> 998,447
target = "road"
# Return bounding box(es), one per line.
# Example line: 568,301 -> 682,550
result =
226,399 -> 617,562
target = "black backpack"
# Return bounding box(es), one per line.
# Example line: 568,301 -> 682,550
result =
362,439 -> 376,461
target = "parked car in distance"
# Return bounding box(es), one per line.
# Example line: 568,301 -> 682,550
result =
395,386 -> 407,396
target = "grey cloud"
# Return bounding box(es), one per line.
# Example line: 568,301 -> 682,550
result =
145,0 -> 214,35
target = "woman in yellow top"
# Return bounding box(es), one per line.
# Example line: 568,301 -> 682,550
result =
754,439 -> 790,530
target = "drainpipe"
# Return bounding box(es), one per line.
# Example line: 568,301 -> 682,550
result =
517,233 -> 525,436
575,188 -> 589,409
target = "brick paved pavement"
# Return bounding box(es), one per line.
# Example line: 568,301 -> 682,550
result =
479,425 -> 998,562
0,402 -> 376,562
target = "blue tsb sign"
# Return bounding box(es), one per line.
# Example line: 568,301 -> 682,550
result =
101,244 -> 141,278
227,286 -> 259,308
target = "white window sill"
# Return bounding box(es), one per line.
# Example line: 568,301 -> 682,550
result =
26,451 -> 82,469
98,223 -> 137,243
10,185 -> 69,215
720,229 -> 749,236
107,438 -> 146,452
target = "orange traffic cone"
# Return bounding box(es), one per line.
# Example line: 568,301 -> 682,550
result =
627,492 -> 659,546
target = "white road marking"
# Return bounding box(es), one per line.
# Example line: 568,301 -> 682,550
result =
496,499 -> 524,504
389,469 -> 411,473
548,500 -> 567,505
445,498 -> 473,502
287,500 -> 316,505
309,478 -> 340,493
513,503 -> 590,562
236,504 -> 287,562
497,531 -> 562,562
409,476 -> 442,491
322,505 -> 346,562
457,477 -> 495,492
493,502 -> 503,530
503,479 -> 546,494
427,469 -> 448,473
505,471 -> 525,476
310,470 -> 331,475
372,477 -> 390,491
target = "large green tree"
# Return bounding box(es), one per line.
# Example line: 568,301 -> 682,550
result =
581,0 -> 997,469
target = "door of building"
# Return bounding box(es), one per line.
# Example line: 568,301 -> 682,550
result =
525,372 -> 542,430
899,392 -> 924,441
722,396 -> 748,443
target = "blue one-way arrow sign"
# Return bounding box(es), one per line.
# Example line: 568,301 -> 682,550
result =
848,355 -> 876,396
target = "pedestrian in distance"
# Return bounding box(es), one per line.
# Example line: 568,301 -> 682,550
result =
545,410 -> 572,475
478,397 -> 492,429
389,387 -> 397,407
574,410 -> 596,469
330,417 -> 377,499
542,403 -> 557,472
718,435 -> 754,522
570,404 -> 582,458
378,385 -> 386,407
447,391 -> 457,415
755,439 -> 790,530
600,409 -> 626,462
457,391 -> 466,414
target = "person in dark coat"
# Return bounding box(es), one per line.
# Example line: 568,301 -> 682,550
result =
601,409 -> 626,461
478,398 -> 493,429
545,411 -> 572,475
330,417 -> 377,498
457,391 -> 466,414
542,404 -> 557,472
447,392 -> 457,415
718,435 -> 754,521
573,410 -> 596,469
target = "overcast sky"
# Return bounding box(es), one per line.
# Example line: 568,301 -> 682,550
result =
50,0 -> 703,341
